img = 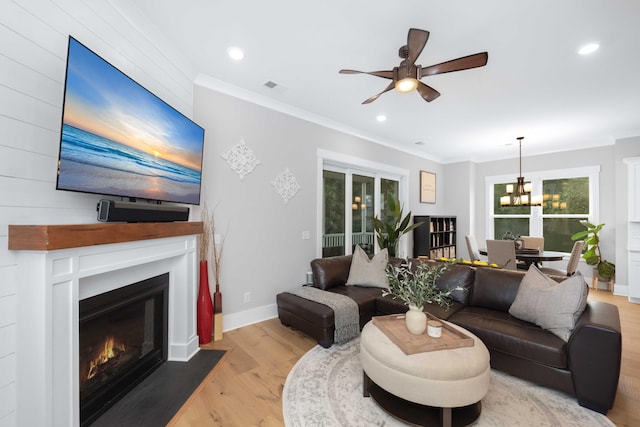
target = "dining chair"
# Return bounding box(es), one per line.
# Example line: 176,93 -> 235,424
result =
465,235 -> 482,261
486,240 -> 517,270
540,240 -> 585,276
520,236 -> 544,251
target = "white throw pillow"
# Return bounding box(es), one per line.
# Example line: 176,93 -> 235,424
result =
346,246 -> 389,288
509,265 -> 588,341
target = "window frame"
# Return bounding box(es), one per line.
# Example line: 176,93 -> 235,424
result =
485,165 -> 600,252
317,149 -> 409,258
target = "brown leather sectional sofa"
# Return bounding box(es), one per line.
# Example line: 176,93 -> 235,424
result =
276,255 -> 622,414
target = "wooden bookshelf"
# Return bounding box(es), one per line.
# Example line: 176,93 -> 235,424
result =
413,215 -> 457,259
8,222 -> 203,251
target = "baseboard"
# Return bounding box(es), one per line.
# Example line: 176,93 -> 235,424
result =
221,303 -> 278,332
612,283 -> 628,297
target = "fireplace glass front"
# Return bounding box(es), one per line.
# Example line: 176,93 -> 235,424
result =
79,273 -> 168,426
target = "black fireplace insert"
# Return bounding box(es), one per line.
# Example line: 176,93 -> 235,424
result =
79,273 -> 169,426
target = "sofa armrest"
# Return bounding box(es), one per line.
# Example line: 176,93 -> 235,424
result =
567,301 -> 621,414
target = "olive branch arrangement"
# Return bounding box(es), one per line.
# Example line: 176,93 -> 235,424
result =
383,260 -> 458,309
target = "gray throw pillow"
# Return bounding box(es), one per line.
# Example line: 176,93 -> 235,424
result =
509,265 -> 588,341
346,246 -> 389,288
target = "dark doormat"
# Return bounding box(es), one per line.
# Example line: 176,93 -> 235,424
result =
91,349 -> 226,427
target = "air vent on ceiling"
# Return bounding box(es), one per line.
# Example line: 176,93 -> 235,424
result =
263,80 -> 288,94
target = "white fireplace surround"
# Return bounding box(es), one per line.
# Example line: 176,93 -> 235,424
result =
14,234 -> 200,427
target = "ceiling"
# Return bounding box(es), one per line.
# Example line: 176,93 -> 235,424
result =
117,0 -> 640,163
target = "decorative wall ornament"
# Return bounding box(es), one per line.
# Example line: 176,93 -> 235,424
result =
221,139 -> 261,180
272,168 -> 301,204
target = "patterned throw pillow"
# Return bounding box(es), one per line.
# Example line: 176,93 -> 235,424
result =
345,246 -> 389,288
509,265 -> 588,341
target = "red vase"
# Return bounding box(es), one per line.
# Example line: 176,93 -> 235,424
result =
197,260 -> 213,345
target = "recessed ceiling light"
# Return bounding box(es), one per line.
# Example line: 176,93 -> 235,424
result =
376,115 -> 386,122
227,46 -> 245,61
578,43 -> 599,55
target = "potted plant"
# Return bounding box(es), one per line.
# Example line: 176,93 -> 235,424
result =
383,260 -> 456,334
372,193 -> 423,257
571,220 -> 615,281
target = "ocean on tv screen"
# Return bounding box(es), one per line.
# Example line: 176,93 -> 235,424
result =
58,125 -> 201,204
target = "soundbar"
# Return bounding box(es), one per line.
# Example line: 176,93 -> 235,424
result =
97,199 -> 189,223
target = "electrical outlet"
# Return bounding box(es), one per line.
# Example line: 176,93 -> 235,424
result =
244,292 -> 251,303
302,230 -> 310,240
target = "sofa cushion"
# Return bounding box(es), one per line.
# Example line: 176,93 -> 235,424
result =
509,266 -> 588,341
310,255 -> 352,290
470,267 -> 526,311
436,263 -> 475,305
346,246 -> 389,288
450,307 -> 568,369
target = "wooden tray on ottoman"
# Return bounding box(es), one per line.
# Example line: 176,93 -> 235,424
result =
371,313 -> 474,355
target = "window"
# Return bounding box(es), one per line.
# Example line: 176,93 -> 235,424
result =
318,150 -> 408,258
487,166 -> 599,252
322,170 -> 345,257
542,177 -> 590,252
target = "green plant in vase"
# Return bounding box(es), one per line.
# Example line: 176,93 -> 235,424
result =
571,220 -> 615,280
372,193 -> 423,257
383,260 -> 457,334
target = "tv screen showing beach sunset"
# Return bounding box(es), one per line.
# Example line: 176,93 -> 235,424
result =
57,37 -> 204,205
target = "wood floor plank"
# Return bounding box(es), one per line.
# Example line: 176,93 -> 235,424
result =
171,289 -> 639,426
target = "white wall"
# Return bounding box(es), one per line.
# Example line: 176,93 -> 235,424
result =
443,161 -> 476,257
0,1 -> 196,424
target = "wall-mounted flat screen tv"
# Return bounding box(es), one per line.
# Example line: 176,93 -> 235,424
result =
56,36 -> 205,205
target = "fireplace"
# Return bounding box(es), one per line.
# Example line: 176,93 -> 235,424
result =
79,273 -> 169,426
10,224 -> 201,427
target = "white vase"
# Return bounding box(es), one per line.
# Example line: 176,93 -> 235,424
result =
405,305 -> 427,335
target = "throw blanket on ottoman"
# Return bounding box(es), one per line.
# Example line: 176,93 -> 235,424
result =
286,286 -> 360,344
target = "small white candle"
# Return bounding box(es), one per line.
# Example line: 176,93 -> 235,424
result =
427,320 -> 442,338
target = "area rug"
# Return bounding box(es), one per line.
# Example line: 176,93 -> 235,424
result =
283,338 -> 614,427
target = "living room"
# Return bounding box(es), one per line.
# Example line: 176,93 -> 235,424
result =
2,1 -> 639,426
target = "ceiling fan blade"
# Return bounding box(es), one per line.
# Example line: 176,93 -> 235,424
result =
416,82 -> 441,102
407,28 -> 430,68
339,69 -> 394,79
362,81 -> 395,104
420,52 -> 488,77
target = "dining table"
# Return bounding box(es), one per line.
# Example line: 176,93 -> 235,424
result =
478,247 -> 566,268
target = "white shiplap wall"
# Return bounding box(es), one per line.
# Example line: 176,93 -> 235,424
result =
0,1 -> 195,424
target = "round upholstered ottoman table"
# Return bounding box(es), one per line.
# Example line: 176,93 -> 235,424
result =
360,318 -> 490,427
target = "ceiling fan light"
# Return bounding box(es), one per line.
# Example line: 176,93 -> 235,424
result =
578,43 -> 599,55
227,46 -> 245,61
395,78 -> 418,93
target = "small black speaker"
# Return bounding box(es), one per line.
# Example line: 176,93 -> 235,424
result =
97,199 -> 190,223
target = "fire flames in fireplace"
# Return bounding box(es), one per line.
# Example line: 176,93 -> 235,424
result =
86,335 -> 127,380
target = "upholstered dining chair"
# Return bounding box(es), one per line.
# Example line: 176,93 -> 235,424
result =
486,240 -> 517,270
465,235 -> 482,261
541,240 -> 585,276
520,236 -> 544,251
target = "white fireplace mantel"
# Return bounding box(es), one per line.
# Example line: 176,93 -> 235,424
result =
10,223 -> 202,427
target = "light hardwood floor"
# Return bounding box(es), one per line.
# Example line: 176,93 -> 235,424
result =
170,290 -> 639,426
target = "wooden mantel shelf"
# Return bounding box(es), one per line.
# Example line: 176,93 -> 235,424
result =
8,222 -> 203,251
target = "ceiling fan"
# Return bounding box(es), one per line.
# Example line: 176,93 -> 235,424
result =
339,28 -> 488,104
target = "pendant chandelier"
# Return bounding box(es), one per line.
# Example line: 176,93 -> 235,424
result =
500,137 -> 542,207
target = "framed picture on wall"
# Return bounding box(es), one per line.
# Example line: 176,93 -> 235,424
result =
420,171 -> 436,203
